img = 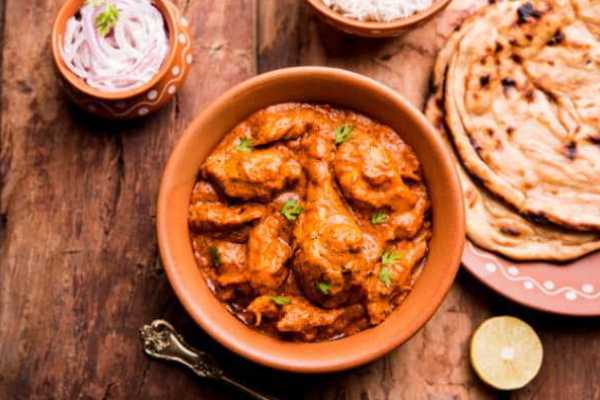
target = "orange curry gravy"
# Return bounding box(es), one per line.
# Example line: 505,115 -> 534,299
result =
188,103 -> 431,342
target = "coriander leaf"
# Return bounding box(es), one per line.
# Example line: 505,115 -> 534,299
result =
381,249 -> 402,266
371,210 -> 388,225
271,296 -> 291,306
96,3 -> 119,36
208,246 -> 221,268
281,200 -> 304,221
334,124 -> 354,145
378,266 -> 393,288
235,137 -> 253,153
316,281 -> 332,295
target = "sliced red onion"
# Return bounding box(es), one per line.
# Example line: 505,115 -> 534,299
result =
62,0 -> 170,93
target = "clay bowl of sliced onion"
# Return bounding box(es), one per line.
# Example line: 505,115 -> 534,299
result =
52,0 -> 193,119
305,0 -> 452,37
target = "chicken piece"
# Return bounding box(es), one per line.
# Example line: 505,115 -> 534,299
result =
365,231 -> 429,324
251,106 -> 316,145
246,295 -> 281,326
247,296 -> 363,341
292,131 -> 369,308
386,185 -> 429,240
191,237 -> 251,302
190,180 -> 220,203
189,202 -> 265,232
335,131 -> 417,211
335,131 -> 430,240
204,145 -> 302,201
189,180 -> 266,242
276,298 -> 343,340
300,125 -> 336,162
377,126 -> 422,182
280,266 -> 303,296
247,214 -> 292,294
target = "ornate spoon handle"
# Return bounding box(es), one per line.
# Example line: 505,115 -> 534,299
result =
139,320 -> 276,400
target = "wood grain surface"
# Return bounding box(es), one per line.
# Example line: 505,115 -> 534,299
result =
1,1 -> 600,399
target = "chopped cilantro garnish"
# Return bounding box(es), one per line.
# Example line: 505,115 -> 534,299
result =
281,200 -> 304,221
381,249 -> 402,265
371,210 -> 388,225
271,296 -> 291,306
235,137 -> 253,152
316,281 -> 332,295
96,3 -> 119,36
208,246 -> 221,268
334,124 -> 354,145
378,266 -> 393,288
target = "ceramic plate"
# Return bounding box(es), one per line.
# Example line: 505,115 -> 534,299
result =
463,241 -> 600,316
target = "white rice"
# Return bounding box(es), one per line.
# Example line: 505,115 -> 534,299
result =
322,0 -> 434,22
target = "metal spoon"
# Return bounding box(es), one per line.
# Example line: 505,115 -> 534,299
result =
139,319 -> 277,400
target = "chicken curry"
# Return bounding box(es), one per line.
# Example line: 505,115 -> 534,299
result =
188,103 -> 431,342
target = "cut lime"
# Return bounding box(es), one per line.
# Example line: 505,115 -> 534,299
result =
470,316 -> 543,390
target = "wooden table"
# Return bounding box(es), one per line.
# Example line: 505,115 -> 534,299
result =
2,1 -> 600,399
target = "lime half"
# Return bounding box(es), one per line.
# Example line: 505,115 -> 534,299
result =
470,316 -> 543,390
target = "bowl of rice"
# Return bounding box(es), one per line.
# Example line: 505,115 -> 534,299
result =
52,0 -> 193,119
306,0 -> 452,37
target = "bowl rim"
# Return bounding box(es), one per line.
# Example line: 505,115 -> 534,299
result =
157,66 -> 465,373
305,0 -> 452,32
51,0 -> 179,101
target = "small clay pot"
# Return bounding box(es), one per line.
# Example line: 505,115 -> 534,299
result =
52,0 -> 192,119
305,0 -> 452,38
157,67 -> 465,373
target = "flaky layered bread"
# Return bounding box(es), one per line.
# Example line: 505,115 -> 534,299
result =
426,1 -> 600,261
444,0 -> 600,231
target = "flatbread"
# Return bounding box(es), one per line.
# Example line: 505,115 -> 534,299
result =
445,0 -> 600,231
427,2 -> 600,261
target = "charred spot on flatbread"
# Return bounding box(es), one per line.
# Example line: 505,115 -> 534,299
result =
501,77 -> 517,94
524,89 -> 535,102
564,141 -> 577,160
587,136 -> 600,146
501,77 -> 516,88
480,75 -> 491,88
547,29 -> 564,46
499,226 -> 523,237
525,211 -> 553,227
469,135 -> 484,156
517,3 -> 542,25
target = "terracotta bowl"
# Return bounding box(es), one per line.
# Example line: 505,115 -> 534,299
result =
305,0 -> 452,37
51,0 -> 192,119
157,67 -> 465,373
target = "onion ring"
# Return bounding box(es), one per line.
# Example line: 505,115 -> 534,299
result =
62,0 -> 170,92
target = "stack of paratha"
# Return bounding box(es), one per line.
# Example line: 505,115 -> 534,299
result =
426,0 -> 600,261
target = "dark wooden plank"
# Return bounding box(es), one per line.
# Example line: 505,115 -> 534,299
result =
0,1 -> 255,399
